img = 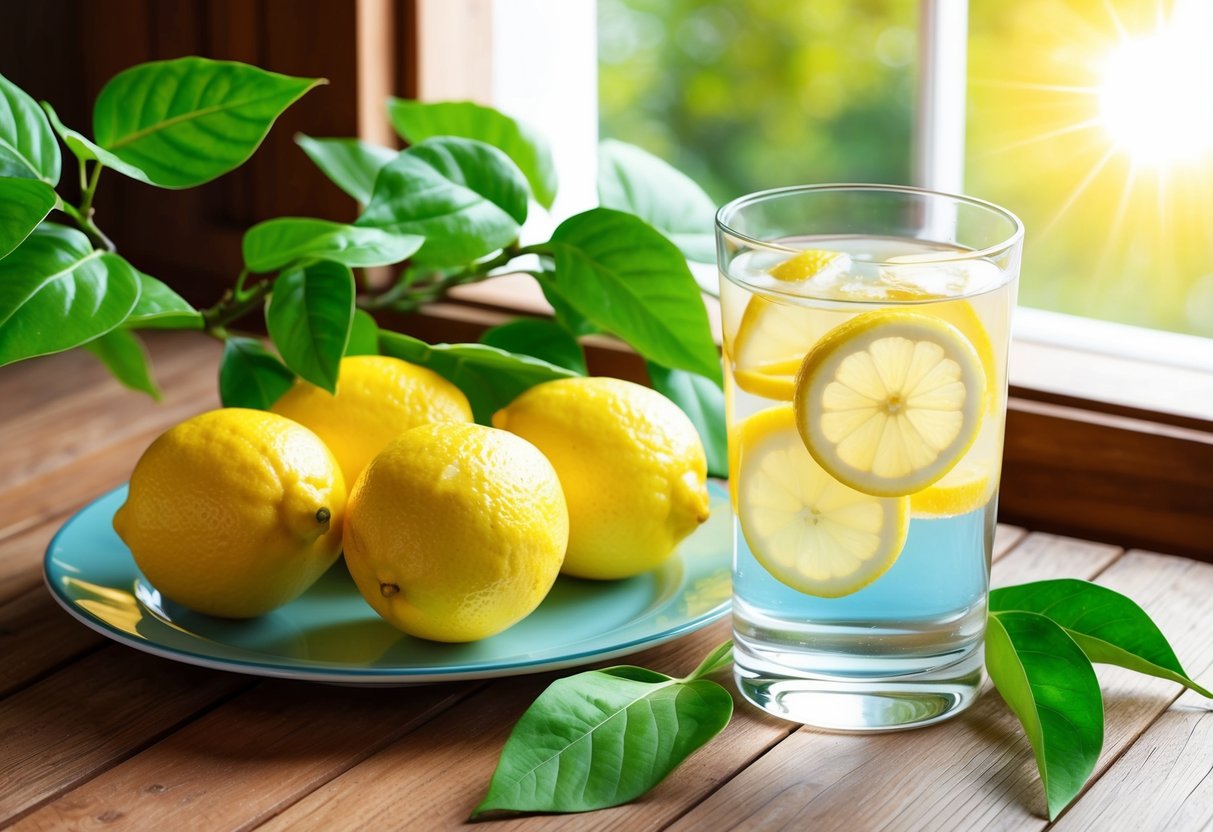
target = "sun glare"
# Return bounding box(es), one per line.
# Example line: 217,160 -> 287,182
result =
1098,26 -> 1213,165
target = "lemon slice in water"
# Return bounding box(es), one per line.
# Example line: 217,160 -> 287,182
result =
794,310 -> 986,497
736,407 -> 909,597
730,299 -> 830,400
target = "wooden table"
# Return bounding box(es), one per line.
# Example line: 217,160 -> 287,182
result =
3,332 -> 1211,831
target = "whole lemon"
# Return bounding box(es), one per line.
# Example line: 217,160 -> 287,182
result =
493,377 -> 710,580
343,422 -> 568,642
112,408 -> 346,618
270,355 -> 472,486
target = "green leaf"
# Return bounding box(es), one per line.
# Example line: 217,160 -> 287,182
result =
84,328 -> 160,400
41,101 -> 154,184
243,217 -> 423,273
265,259 -> 355,392
472,663 -> 732,817
540,278 -> 598,337
126,272 -> 202,330
357,136 -> 528,266
480,318 -> 586,375
387,98 -> 557,209
646,362 -> 727,478
345,309 -> 379,356
683,639 -> 733,681
295,134 -> 395,205
597,139 -> 716,263
379,330 -> 576,423
986,610 -> 1104,820
542,208 -> 721,382
0,73 -> 60,183
0,177 -> 55,259
219,336 -> 295,409
0,224 -> 139,366
990,578 -> 1212,698
90,57 -> 324,188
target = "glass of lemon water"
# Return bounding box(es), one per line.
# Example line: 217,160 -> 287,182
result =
716,184 -> 1023,731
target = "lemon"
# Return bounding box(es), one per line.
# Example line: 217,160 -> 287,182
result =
343,423 -> 568,643
729,298 -> 831,400
910,425 -> 1000,516
794,310 -> 986,497
493,377 -> 710,580
271,355 -> 472,486
736,407 -> 908,597
768,248 -> 850,283
112,408 -> 346,618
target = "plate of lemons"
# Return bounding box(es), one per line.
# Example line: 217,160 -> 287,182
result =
43,362 -> 732,684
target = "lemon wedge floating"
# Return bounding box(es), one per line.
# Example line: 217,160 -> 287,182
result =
731,299 -> 830,400
910,458 -> 993,517
768,248 -> 850,283
794,310 -> 986,497
736,407 -> 909,597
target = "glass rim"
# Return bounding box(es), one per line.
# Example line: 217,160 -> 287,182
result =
715,183 -> 1025,266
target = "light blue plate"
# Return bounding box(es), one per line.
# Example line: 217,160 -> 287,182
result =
44,482 -> 732,685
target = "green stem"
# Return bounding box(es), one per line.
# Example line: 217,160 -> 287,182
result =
59,200 -> 117,253
360,243 -> 523,312
79,163 -> 102,217
201,276 -> 273,338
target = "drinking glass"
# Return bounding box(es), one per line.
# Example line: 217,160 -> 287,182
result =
716,184 -> 1023,731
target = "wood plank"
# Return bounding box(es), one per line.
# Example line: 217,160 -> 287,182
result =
659,533 -> 1124,832
6,680 -> 476,832
250,618 -> 796,832
0,333 -> 221,498
0,648 -> 250,823
1051,680 -> 1213,831
0,589 -> 103,699
1002,397 -> 1213,561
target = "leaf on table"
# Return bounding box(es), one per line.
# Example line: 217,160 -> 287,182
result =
345,309 -> 379,356
646,362 -> 727,478
471,663 -> 732,818
990,578 -> 1212,698
0,72 -> 60,184
480,318 -> 586,375
986,609 -> 1104,820
85,327 -> 161,400
0,176 -> 55,260
243,217 -> 423,273
296,134 -> 396,205
542,208 -> 722,382
387,98 -> 557,209
357,136 -> 528,267
125,271 -> 203,330
0,223 -> 139,366
219,336 -> 295,410
89,57 -> 324,188
597,139 -> 716,263
684,639 -> 733,681
379,330 -> 577,423
265,259 -> 355,393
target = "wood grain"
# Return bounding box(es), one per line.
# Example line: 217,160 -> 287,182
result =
6,680 -> 476,832
1051,682 -> 1213,831
0,648 -> 250,823
251,618 -> 793,832
0,589 -> 103,699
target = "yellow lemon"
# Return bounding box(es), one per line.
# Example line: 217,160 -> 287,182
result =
794,310 -> 986,497
493,377 -> 710,580
271,355 -> 472,486
343,423 -> 568,642
729,298 -> 832,400
736,407 -> 908,596
768,248 -> 850,282
112,408 -> 346,618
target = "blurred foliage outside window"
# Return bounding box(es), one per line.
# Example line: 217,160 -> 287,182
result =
599,0 -> 1213,338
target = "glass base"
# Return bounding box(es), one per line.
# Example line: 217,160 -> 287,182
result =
734,640 -> 984,733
